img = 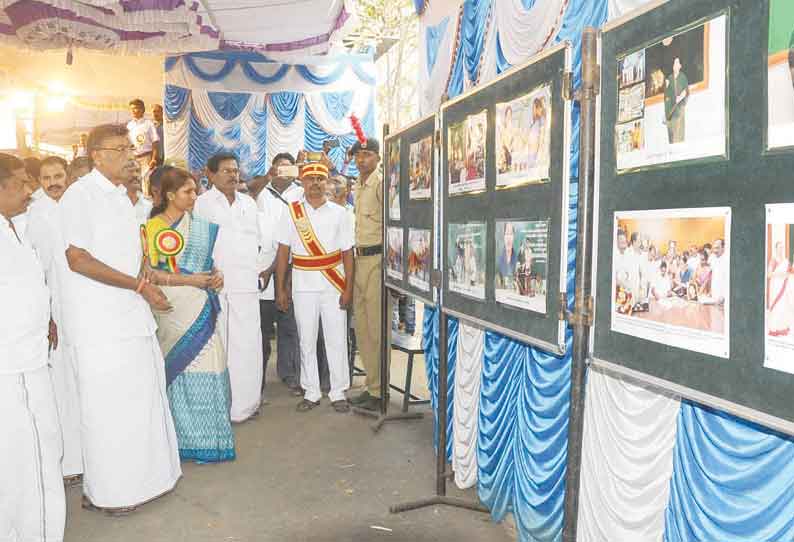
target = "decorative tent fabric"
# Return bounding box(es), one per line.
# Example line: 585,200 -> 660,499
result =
163,52 -> 376,178
419,2 -> 794,542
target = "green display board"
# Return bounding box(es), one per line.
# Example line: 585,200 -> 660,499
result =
594,0 -> 794,426
440,42 -> 572,354
383,114 -> 437,306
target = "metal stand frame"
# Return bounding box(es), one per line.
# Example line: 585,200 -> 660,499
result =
561,27 -> 599,542
388,311 -> 489,515
353,122 -> 425,432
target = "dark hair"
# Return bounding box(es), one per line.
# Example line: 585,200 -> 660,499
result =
206,152 -> 238,173
272,152 -> 295,165
40,156 -> 68,173
630,232 -> 639,244
24,157 -> 41,180
148,165 -> 172,190
129,98 -> 145,109
69,156 -> 93,176
660,261 -> 667,270
617,229 -> 627,239
0,153 -> 24,172
150,168 -> 194,218
87,124 -> 129,154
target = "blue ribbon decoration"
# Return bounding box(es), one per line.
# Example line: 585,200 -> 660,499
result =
426,16 -> 451,76
207,92 -> 250,121
183,55 -> 237,82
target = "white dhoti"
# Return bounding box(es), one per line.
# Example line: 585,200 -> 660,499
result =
75,335 -> 181,508
219,292 -> 263,422
50,344 -> 83,477
293,291 -> 350,403
0,366 -> 65,542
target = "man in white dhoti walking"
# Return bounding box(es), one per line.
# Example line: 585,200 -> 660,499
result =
59,124 -> 181,515
194,152 -> 266,422
25,156 -> 84,486
0,163 -> 66,542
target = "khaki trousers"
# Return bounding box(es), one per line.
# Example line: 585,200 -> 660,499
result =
354,255 -> 385,398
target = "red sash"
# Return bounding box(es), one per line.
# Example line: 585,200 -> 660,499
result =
288,201 -> 346,294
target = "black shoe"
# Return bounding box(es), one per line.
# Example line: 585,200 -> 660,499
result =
350,391 -> 372,405
359,396 -> 382,412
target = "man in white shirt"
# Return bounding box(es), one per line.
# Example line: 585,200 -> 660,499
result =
59,124 -> 181,514
614,229 -> 641,301
275,162 -> 354,413
25,156 -> 84,485
194,152 -> 266,422
123,160 -> 153,225
651,261 -> 673,300
0,164 -> 66,542
710,238 -> 729,305
256,153 -> 303,394
0,153 -> 43,240
127,99 -> 160,195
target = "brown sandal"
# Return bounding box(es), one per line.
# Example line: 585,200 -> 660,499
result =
331,400 -> 350,413
82,495 -> 137,517
296,399 -> 321,412
63,474 -> 83,488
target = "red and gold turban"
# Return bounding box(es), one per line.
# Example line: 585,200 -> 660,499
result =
300,162 -> 329,179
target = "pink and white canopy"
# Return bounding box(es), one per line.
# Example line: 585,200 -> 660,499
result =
0,0 -> 355,55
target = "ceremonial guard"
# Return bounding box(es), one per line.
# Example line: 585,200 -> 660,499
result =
275,162 -> 355,413
347,122 -> 385,412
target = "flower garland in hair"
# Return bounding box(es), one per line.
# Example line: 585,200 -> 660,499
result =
350,114 -> 367,147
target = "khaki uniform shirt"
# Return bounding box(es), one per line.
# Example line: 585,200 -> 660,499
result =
354,168 -> 383,247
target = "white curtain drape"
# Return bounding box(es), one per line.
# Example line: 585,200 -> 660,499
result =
418,2 -> 461,115
608,0 -> 658,21
265,101 -> 307,167
493,0 -> 568,67
303,88 -> 373,135
452,322 -> 485,489
576,368 -> 680,542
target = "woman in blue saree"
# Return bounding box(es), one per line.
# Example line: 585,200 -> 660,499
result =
143,167 -> 235,463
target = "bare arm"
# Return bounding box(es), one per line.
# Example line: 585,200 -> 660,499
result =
66,245 -> 172,310
274,244 -> 291,312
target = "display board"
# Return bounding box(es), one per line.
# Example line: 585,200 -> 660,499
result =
383,114 -> 437,306
440,42 -> 572,354
593,0 -> 794,426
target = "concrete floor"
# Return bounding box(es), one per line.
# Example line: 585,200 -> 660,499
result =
63,341 -> 512,542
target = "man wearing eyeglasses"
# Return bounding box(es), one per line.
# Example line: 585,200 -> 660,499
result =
58,124 -> 181,515
194,152 -> 267,423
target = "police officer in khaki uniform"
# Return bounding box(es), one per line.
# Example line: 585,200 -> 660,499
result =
349,138 -> 385,411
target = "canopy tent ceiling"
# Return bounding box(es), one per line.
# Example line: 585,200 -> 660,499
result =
0,0 -> 356,56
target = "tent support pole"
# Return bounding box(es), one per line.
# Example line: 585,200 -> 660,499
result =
561,26 -> 600,542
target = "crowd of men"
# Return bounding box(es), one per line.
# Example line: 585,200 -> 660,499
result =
0,98 -> 389,540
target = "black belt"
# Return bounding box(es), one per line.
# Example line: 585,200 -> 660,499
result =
355,244 -> 382,257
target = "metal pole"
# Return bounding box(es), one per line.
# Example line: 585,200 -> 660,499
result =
562,27 -> 599,542
435,310 -> 448,497
380,123 -> 391,417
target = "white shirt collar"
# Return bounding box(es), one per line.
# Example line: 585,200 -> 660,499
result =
210,185 -> 239,205
88,168 -> 126,194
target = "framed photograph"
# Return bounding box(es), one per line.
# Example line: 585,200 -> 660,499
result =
611,207 -> 731,358
447,222 -> 486,299
448,110 -> 487,195
387,139 -> 401,220
386,226 -> 404,280
495,84 -> 552,188
494,219 -> 549,314
765,204 -> 794,373
409,136 -> 433,200
615,14 -> 727,171
768,0 -> 794,149
407,228 -> 431,291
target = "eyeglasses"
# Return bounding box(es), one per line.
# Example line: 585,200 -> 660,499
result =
220,168 -> 240,176
95,146 -> 136,154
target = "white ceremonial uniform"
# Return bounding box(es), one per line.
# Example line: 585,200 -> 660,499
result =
58,169 -> 181,508
194,186 -> 265,421
277,198 -> 353,403
255,181 -> 303,301
0,215 -> 65,542
26,194 -> 84,478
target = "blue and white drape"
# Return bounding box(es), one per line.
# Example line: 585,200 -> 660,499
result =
163,52 -> 376,177
420,1 -> 794,542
